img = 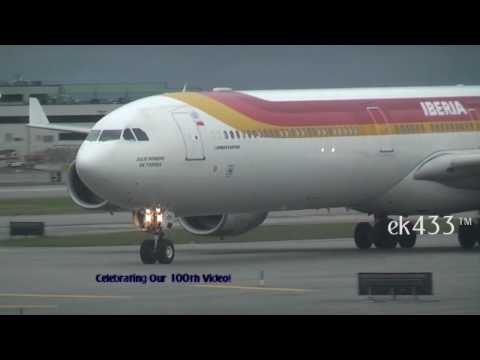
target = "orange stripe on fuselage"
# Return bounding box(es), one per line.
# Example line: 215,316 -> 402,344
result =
166,92 -> 280,130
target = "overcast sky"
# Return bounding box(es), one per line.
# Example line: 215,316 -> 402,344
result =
0,45 -> 479,90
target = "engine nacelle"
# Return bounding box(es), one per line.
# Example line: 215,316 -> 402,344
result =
66,160 -> 110,210
179,212 -> 268,237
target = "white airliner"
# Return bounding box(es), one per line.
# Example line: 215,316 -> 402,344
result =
28,85 -> 480,264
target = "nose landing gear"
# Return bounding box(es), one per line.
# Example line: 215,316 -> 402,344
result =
134,208 -> 175,264
140,235 -> 175,264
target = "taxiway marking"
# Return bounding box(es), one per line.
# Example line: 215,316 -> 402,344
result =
192,284 -> 312,293
0,293 -> 131,299
0,305 -> 58,309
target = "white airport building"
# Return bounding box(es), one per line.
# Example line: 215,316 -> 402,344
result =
0,80 -> 199,168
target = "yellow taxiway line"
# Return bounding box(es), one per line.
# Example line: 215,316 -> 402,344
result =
192,284 -> 312,293
0,305 -> 58,309
0,293 -> 131,300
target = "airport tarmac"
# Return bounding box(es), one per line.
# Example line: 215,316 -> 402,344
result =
0,235 -> 478,314
1,209 -> 478,239
0,168 -> 55,187
0,209 -> 373,239
0,185 -> 67,199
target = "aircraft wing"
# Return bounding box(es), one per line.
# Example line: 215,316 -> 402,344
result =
414,151 -> 480,190
30,163 -> 69,172
28,98 -> 92,134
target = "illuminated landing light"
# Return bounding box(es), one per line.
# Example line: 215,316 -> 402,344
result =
144,208 -> 163,226
321,148 -> 325,153
331,148 -> 336,153
144,208 -> 153,225
156,212 -> 164,223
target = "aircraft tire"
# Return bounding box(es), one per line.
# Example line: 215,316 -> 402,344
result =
458,224 -> 477,249
140,239 -> 156,264
398,225 -> 416,248
373,219 -> 397,249
354,222 -> 373,249
155,239 -> 175,264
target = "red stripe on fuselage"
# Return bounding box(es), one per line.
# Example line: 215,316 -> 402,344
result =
203,91 -> 480,126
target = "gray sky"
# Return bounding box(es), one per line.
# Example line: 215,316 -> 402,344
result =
1,45 -> 479,89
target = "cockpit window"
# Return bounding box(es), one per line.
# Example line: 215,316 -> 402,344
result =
99,130 -> 122,142
123,128 -> 136,141
86,129 -> 101,142
133,128 -> 149,141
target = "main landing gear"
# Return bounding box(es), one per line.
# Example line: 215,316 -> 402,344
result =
354,216 -> 416,250
457,221 -> 480,249
355,215 -> 480,250
134,208 -> 175,264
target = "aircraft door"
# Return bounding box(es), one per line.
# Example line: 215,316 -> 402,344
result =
172,112 -> 206,160
367,106 -> 394,154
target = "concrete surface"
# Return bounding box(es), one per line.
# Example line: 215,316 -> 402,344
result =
0,235 -> 478,314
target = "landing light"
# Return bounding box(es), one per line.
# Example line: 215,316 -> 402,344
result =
156,212 -> 164,223
145,214 -> 152,224
144,208 -> 163,227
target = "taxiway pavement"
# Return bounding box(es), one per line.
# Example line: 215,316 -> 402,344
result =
0,235 -> 478,314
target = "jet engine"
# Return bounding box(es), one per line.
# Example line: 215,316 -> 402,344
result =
179,212 -> 268,237
66,161 -> 110,210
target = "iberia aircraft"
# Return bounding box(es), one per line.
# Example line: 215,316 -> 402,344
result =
28,86 -> 480,264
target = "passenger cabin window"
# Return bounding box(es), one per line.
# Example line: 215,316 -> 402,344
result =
99,130 -> 122,142
86,129 -> 101,142
133,128 -> 149,141
123,128 -> 136,141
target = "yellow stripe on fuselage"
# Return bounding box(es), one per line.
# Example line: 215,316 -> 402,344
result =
166,92 -> 281,130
